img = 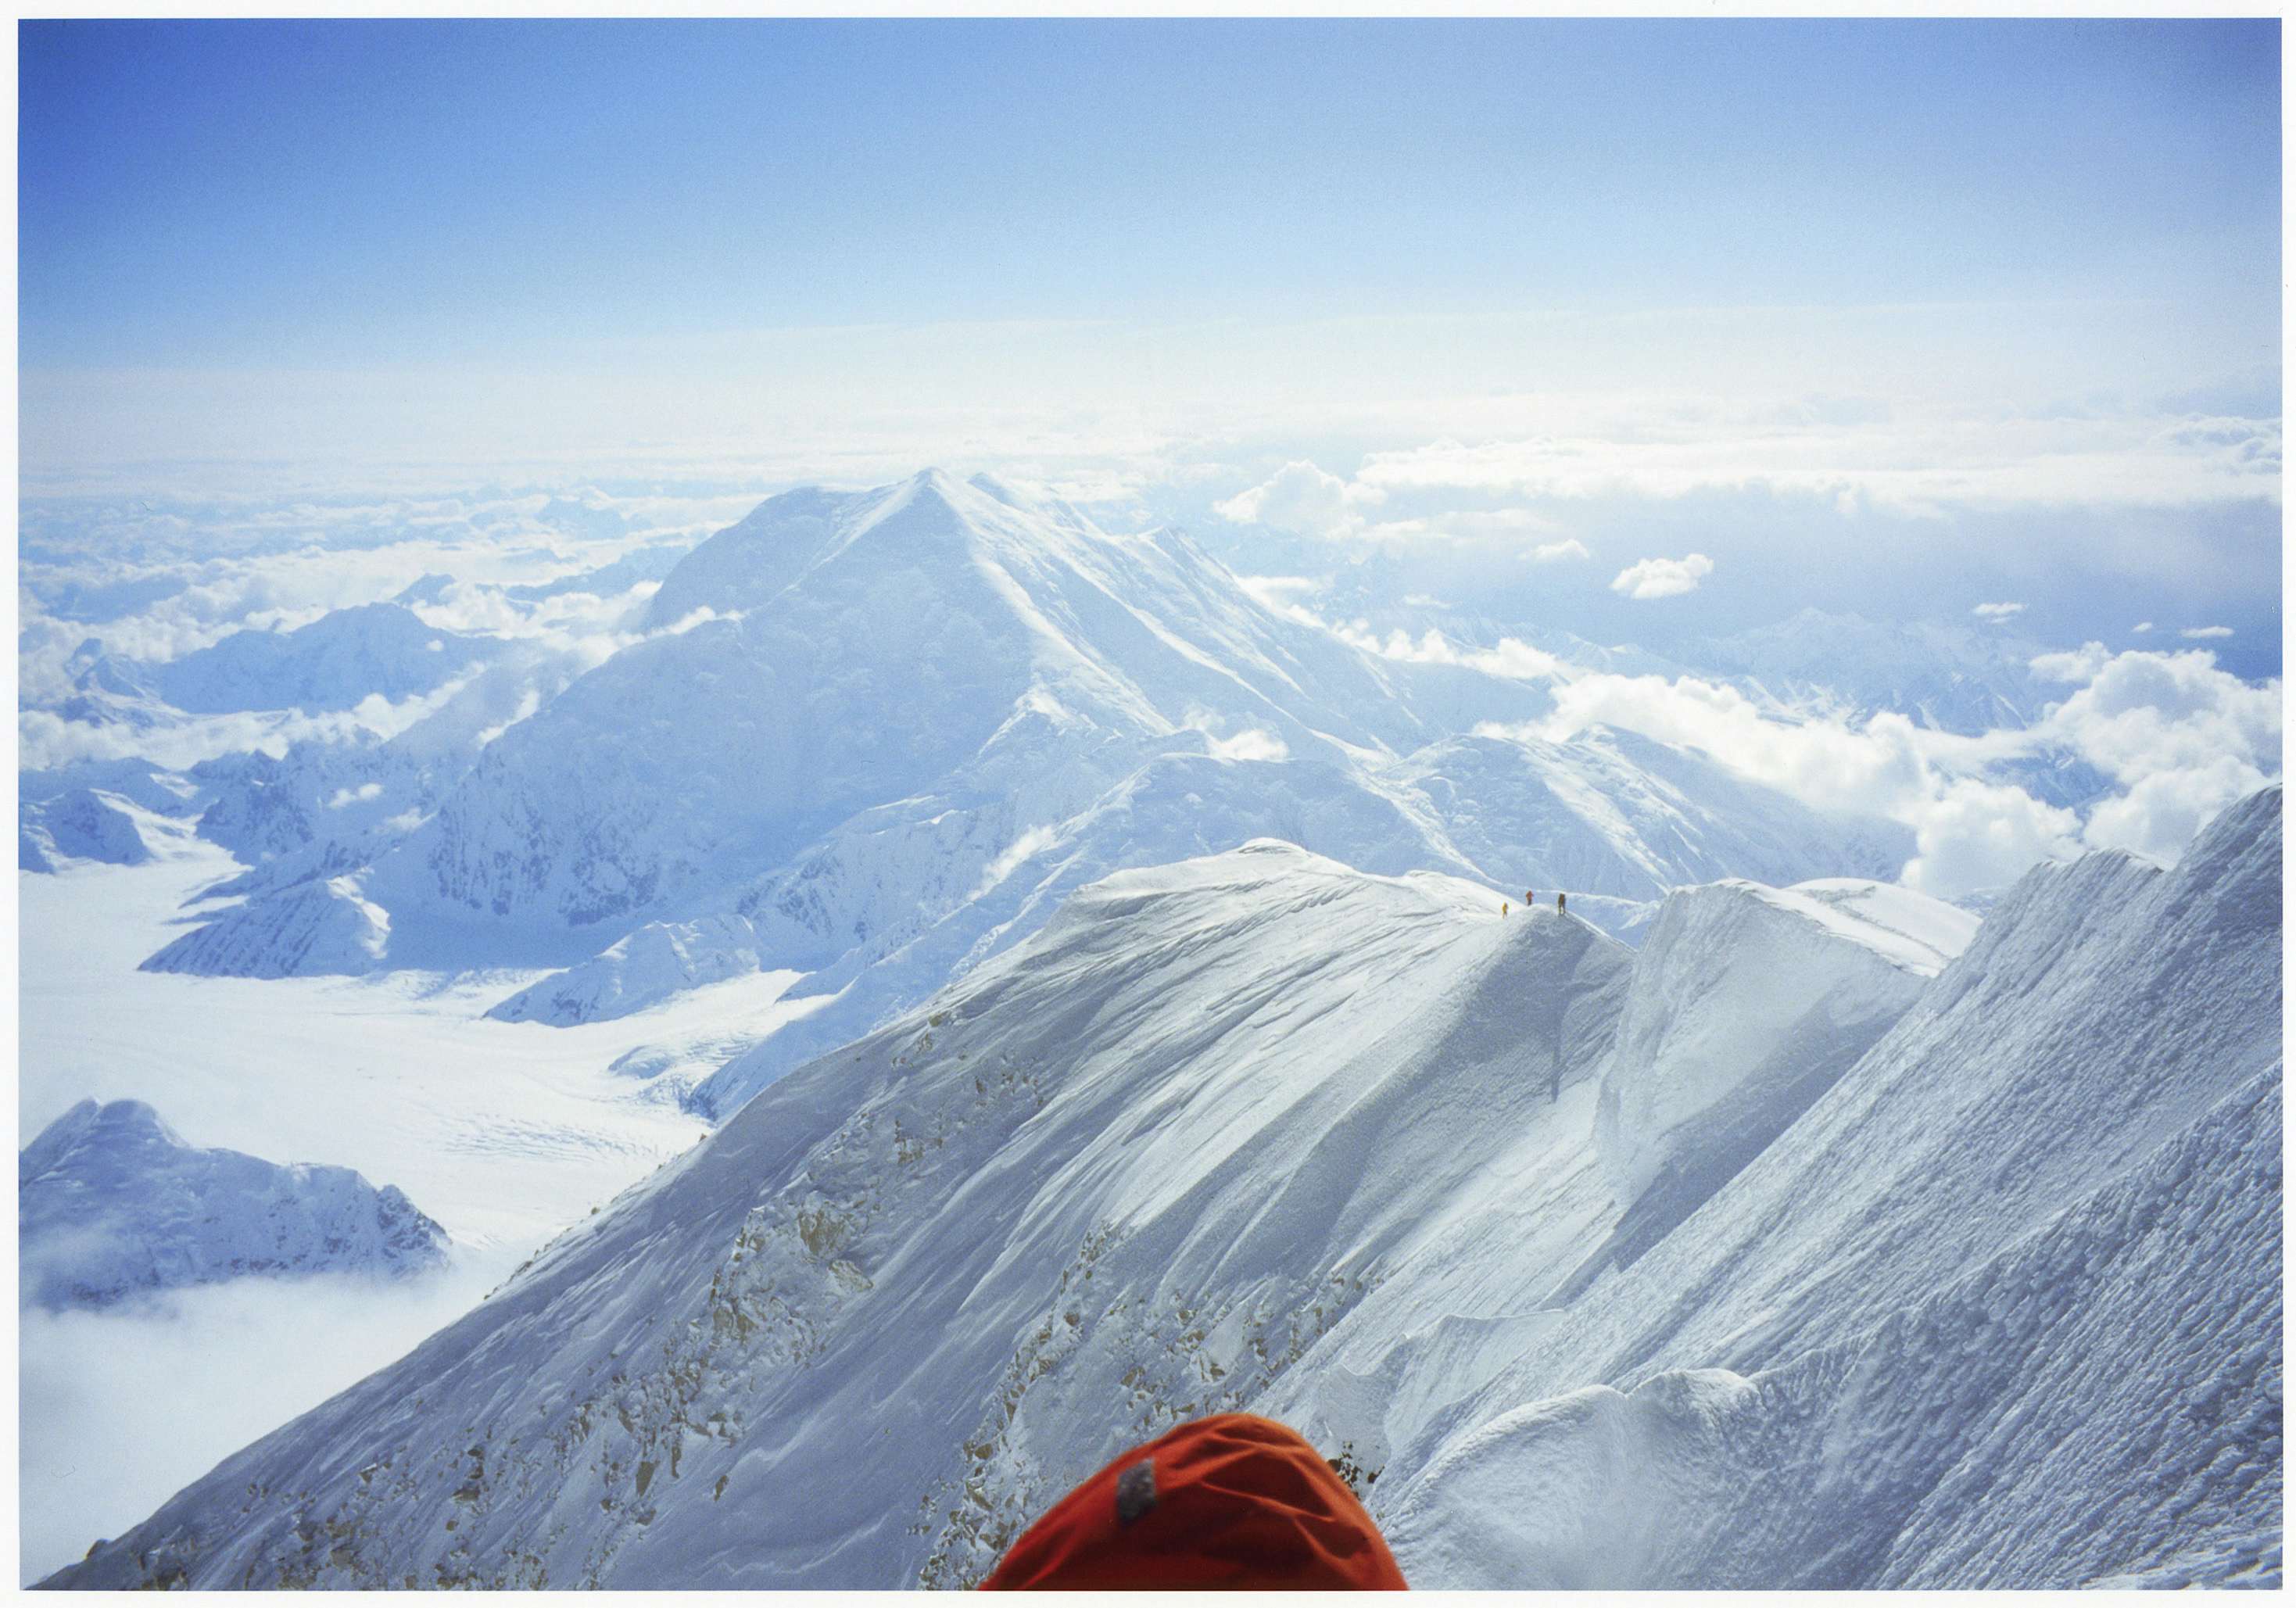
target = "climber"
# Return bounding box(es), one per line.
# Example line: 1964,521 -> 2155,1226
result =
979,1413 -> 1407,1590
1502,901 -> 1510,915
1525,889 -> 1535,908
1556,891 -> 1567,915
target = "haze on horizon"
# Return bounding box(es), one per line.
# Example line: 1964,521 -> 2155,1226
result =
17,19 -> 2283,664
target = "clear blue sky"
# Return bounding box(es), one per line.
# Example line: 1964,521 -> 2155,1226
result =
20,19 -> 2281,371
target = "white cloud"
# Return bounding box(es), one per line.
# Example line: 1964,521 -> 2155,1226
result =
2180,625 -> 2234,639
970,824 -> 1064,901
1333,623 -> 1566,681
2030,642 -> 2112,683
324,783 -> 385,809
1214,460 -> 1378,540
1532,537 -> 1592,564
1609,553 -> 1714,600
1972,601 -> 2026,621
2133,621 -> 2155,634
1206,727 -> 1291,763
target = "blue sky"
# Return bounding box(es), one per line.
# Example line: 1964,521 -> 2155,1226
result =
21,20 -> 2279,369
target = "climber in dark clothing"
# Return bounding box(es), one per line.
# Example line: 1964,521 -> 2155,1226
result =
1556,891 -> 1567,915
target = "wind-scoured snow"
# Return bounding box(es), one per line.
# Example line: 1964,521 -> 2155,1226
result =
47,786 -> 2280,1590
1590,876 -> 1971,1211
20,1099 -> 451,1312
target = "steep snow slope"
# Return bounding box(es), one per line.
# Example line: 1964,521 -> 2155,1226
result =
51,789 -> 2280,1592
20,1099 -> 450,1310
1571,876 -> 1973,1298
152,603 -> 499,714
1281,785 -> 2282,1588
49,844 -> 1636,1588
1592,876 -> 1972,1202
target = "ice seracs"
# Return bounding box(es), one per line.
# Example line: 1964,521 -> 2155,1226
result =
20,1098 -> 450,1311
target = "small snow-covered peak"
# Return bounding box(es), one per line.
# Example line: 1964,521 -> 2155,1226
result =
21,1099 -> 450,1312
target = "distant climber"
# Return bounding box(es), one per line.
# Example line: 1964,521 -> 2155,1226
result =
1556,892 -> 1567,915
1502,901 -> 1509,915
980,1413 -> 1407,1589
1525,890 -> 1534,908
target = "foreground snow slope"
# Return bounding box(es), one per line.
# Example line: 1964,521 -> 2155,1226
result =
20,1100 -> 450,1311
50,793 -> 2279,1590
48,844 -> 1635,1587
58,785 -> 2277,1589
1294,783 -> 2283,1588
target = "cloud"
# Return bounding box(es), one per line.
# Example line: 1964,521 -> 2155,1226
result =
1342,405 -> 2281,514
2133,621 -> 2155,634
2180,625 -> 2234,639
1532,538 -> 1591,564
1972,601 -> 2026,621
1214,460 -> 1378,539
2029,643 -> 2111,683
970,823 -> 1064,901
20,1262 -> 500,1582
1479,670 -> 2083,897
1332,623 -> 1567,681
1609,553 -> 1714,600
1206,727 -> 1291,763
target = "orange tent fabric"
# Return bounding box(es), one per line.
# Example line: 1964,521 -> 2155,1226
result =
979,1413 -> 1408,1591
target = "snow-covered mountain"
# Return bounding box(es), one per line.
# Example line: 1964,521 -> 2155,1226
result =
152,603 -> 499,715
20,1100 -> 450,1311
139,473 -> 1910,1112
47,784 -> 2278,1589
20,787 -> 158,872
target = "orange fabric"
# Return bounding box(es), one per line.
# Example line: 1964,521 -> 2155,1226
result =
979,1413 -> 1407,1591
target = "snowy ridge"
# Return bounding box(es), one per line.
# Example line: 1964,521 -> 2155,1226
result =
20,1100 -> 450,1311
47,786 -> 2280,1590
1300,784 -> 2283,1587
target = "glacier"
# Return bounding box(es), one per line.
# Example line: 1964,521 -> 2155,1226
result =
42,785 -> 2280,1590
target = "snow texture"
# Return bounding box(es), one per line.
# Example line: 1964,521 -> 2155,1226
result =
45,785 -> 2280,1590
20,1099 -> 450,1312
